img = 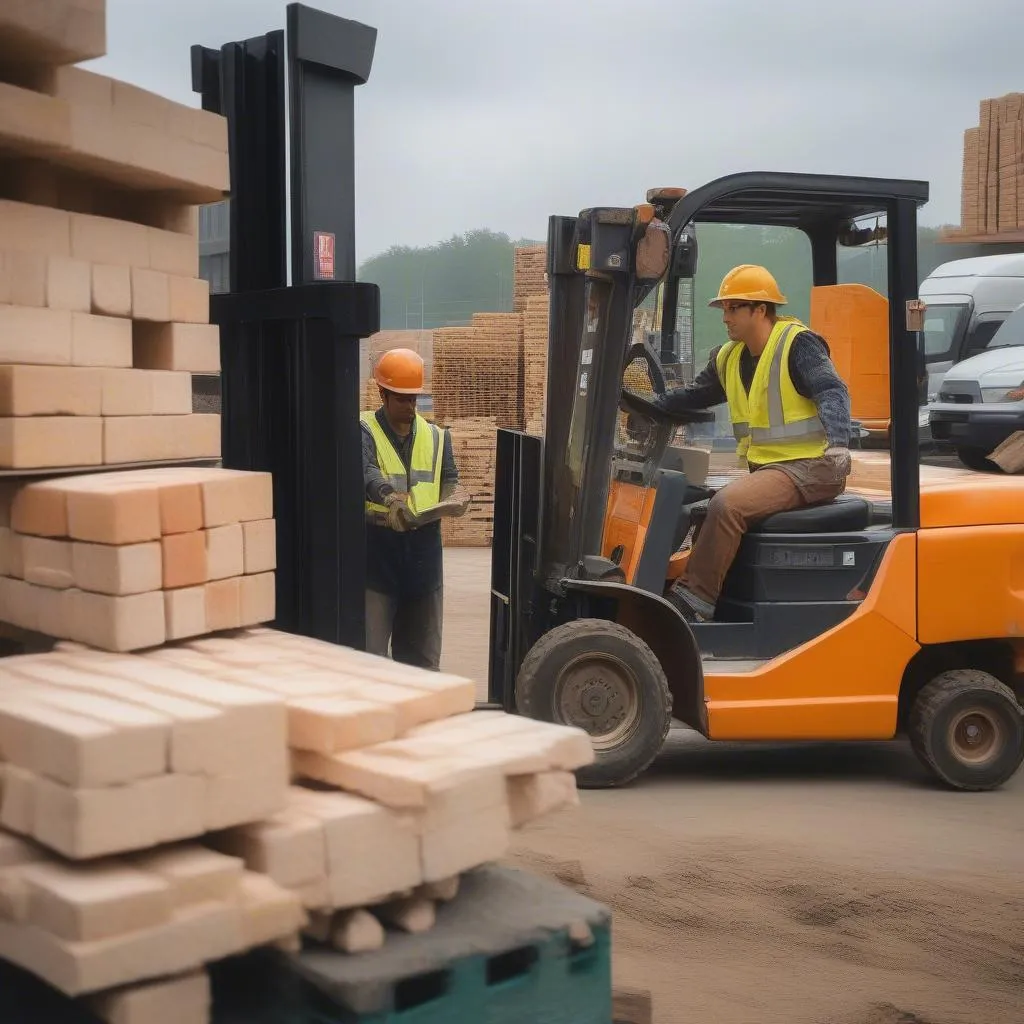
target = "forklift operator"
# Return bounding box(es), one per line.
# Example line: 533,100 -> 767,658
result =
361,348 -> 465,669
654,265 -> 853,622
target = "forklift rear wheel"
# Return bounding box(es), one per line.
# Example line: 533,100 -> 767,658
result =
515,619 -> 672,789
955,446 -> 999,472
908,669 -> 1024,791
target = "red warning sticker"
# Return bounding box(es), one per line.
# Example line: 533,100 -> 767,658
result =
313,231 -> 336,280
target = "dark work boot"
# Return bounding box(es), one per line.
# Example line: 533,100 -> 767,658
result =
666,583 -> 715,622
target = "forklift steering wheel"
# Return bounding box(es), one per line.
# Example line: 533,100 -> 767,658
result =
619,389 -> 716,426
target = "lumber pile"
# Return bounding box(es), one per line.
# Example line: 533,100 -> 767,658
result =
960,93 -> 1024,235
523,293 -> 549,436
441,418 -> 498,546
513,245 -> 547,313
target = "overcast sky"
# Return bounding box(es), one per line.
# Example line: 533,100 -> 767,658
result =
89,0 -> 1024,262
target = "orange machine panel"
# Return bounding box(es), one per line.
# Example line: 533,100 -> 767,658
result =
810,284 -> 890,428
602,479 -> 656,583
917,524 -> 1024,643
705,533 -> 919,740
920,476 -> 1024,528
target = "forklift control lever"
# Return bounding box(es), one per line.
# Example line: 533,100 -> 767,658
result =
619,389 -> 716,426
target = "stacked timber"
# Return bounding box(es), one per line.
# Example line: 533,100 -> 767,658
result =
512,245 -> 547,313
523,293 -> 549,436
959,93 -> 1024,235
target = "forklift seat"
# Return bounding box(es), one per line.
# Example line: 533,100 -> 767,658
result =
748,493 -> 872,534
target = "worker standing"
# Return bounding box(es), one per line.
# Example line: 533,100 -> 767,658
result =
361,348 -> 467,669
654,265 -> 853,622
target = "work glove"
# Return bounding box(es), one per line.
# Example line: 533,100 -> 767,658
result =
384,492 -> 411,532
447,485 -> 471,517
824,446 -> 852,477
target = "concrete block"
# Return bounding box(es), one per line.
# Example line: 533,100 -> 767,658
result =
164,585 -> 207,642
0,366 -> 103,416
205,577 -> 241,632
161,530 -> 207,589
21,535 -> 74,589
242,518 -> 276,574
90,969 -> 211,1024
67,485 -> 162,544
132,321 -> 219,373
91,264 -> 132,317
17,860 -> 173,942
129,267 -> 170,321
71,312 -> 133,368
168,274 -> 210,324
72,589 -> 166,651
239,571 -> 275,626
0,416 -> 103,469
0,305 -> 73,365
72,540 -> 161,596
205,523 -> 242,581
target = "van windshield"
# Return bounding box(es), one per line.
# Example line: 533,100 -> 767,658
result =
989,305 -> 1024,349
921,303 -> 968,358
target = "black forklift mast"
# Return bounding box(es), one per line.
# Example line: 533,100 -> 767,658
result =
191,4 -> 380,650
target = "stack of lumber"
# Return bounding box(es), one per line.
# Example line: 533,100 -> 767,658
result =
959,93 -> 1024,236
441,418 -> 499,546
512,245 -> 547,313
0,626 -> 591,1018
523,293 -> 549,436
0,467 -> 276,650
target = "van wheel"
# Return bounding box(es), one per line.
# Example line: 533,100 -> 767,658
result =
516,619 -> 672,789
956,446 -> 999,472
908,670 -> 1024,791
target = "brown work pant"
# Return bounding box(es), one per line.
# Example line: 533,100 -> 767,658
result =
680,457 -> 847,606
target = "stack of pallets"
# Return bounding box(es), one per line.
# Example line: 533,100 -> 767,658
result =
959,93 -> 1024,235
512,245 -> 547,314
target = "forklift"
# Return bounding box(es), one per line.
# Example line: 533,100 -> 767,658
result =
487,171 -> 1024,793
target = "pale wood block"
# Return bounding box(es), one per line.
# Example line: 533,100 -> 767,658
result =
417,875 -> 460,902
286,787 -> 422,908
202,762 -> 289,832
330,908 -> 385,953
0,305 -> 73,365
100,369 -> 152,416
130,268 -> 170,322
0,366 -> 102,416
0,525 -> 9,576
164,586 -> 207,641
91,264 -> 131,317
0,576 -> 37,631
162,530 -> 207,589
16,861 -> 173,942
0,689 -> 164,789
0,416 -> 103,469
72,589 -> 166,652
0,2 -> 107,66
158,478 -> 203,533
0,80 -> 71,154
133,322 -> 220,372
89,969 -> 211,1024
236,872 -> 306,949
38,66 -> 114,109
287,694 -> 397,755
0,897 -> 243,997
420,802 -> 510,882
168,104 -> 228,152
206,810 -> 326,888
199,470 -> 273,527
0,830 -> 45,871
12,656 -> 232,777
205,577 -> 241,632
11,480 -> 70,537
111,81 -> 173,131
507,771 -> 579,828
72,214 -> 149,269
32,771 -> 207,860
206,523 -> 243,581
149,227 -> 199,278
239,571 -> 275,626
150,370 -> 192,414
0,200 -> 71,258
242,518 -> 276,574
0,250 -> 45,307
131,846 -> 243,908
47,256 -> 92,312
32,581 -> 78,638
67,485 -> 162,544
21,535 -> 74,589
72,312 -> 132,368
103,414 -> 221,464
72,541 -> 161,596
376,896 -> 435,934
0,765 -> 35,834
168,274 -> 210,324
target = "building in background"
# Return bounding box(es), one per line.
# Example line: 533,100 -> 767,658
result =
195,201 -> 230,413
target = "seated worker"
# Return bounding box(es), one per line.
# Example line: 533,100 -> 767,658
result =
653,264 -> 853,622
361,348 -> 468,669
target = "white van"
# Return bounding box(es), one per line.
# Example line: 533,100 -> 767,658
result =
918,253 -> 1024,401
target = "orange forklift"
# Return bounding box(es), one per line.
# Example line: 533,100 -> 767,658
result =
487,172 -> 1024,792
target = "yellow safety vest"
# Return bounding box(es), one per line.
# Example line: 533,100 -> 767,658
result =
715,318 -> 827,465
361,412 -> 445,522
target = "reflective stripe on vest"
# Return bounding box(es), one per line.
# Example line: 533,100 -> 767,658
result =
715,319 -> 827,464
361,412 -> 444,520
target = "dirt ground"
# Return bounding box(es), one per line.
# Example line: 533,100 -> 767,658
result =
440,548 -> 1024,1024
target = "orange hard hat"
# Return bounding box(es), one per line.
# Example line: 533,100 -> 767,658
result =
709,265 -> 787,307
374,348 -> 426,395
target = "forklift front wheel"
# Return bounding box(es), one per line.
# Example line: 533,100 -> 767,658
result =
515,619 -> 672,789
908,669 -> 1024,791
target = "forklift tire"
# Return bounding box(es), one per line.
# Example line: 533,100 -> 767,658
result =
955,446 -> 999,472
908,669 -> 1024,791
515,618 -> 672,789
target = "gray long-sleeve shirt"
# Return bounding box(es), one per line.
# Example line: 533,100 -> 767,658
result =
655,330 -> 852,449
